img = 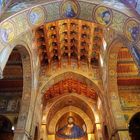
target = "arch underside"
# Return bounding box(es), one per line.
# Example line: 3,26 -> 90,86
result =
44,93 -> 96,126
41,71 -> 103,99
107,38 -> 140,131
48,106 -> 93,134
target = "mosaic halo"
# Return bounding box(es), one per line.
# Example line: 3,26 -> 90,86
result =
60,0 -> 80,18
94,6 -> 112,26
0,21 -> 15,43
124,19 -> 140,42
28,6 -> 46,26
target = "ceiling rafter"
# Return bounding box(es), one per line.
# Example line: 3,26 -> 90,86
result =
35,19 -> 103,73
44,79 -> 97,101
0,49 -> 23,93
117,47 -> 140,86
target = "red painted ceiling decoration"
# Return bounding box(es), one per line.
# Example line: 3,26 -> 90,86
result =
44,79 -> 97,101
117,47 -> 140,86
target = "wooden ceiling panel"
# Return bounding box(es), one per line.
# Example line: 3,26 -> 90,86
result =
45,79 -> 97,101
117,47 -> 132,60
118,78 -> 140,86
117,63 -> 138,74
35,19 -> 103,72
0,49 -> 23,94
3,66 -> 23,78
0,80 -> 23,88
8,50 -> 21,62
117,47 -> 140,86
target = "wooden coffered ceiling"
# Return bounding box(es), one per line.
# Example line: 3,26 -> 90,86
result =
117,47 -> 140,86
35,19 -> 103,72
44,79 -> 97,101
0,49 -> 23,94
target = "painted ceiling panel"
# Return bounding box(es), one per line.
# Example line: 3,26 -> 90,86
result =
117,47 -> 140,86
0,49 -> 23,92
35,19 -> 103,73
45,79 -> 97,101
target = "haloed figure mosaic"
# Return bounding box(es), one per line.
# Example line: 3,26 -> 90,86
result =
56,116 -> 86,139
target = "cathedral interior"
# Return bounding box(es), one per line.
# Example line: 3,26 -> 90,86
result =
0,0 -> 140,140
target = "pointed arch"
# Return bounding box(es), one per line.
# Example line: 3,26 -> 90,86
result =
41,71 -> 103,101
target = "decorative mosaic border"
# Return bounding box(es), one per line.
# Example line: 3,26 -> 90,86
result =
0,0 -> 139,49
